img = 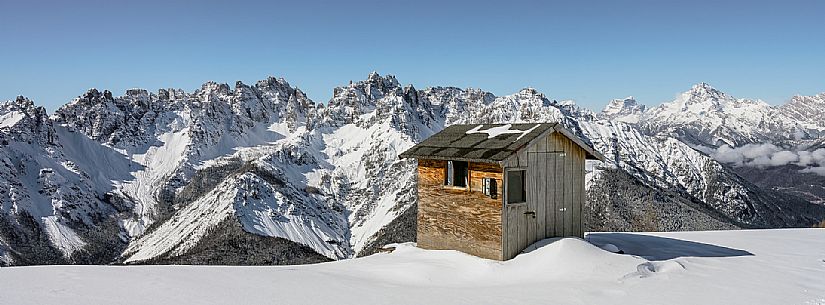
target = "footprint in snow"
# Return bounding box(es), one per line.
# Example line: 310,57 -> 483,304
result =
622,261 -> 686,280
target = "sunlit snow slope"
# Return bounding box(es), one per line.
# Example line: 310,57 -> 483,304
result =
1,229 -> 823,305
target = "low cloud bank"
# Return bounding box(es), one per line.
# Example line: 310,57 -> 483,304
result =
702,143 -> 825,176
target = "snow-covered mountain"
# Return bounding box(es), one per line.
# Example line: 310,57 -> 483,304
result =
0,96 -> 123,265
601,83 -> 825,204
1,74 -> 823,266
600,96 -> 646,123
612,83 -> 825,148
779,92 -> 825,137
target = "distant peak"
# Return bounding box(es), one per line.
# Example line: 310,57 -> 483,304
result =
15,95 -> 32,105
689,82 -> 722,94
125,88 -> 149,99
199,81 -> 231,95
2,95 -> 41,114
365,71 -> 399,85
602,96 -> 646,116
255,76 -> 294,93
367,71 -> 381,80
517,87 -> 544,98
680,82 -> 730,103
609,96 -> 637,104
80,88 -> 113,101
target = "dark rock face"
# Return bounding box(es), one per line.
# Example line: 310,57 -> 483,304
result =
733,165 -> 825,205
0,211 -> 68,266
357,203 -> 417,257
132,218 -> 329,266
585,168 -> 741,232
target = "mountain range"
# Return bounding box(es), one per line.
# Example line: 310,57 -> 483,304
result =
1,73 -> 824,266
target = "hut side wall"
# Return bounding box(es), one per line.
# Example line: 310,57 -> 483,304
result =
416,159 -> 504,260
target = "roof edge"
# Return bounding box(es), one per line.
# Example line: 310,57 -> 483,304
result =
398,154 -> 504,164
553,125 -> 606,161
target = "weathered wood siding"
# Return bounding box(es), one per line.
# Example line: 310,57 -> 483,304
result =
503,202 -> 527,260
417,159 -> 504,260
503,131 -> 587,260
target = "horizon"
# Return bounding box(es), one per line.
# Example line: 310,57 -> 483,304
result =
2,0 -> 825,111
7,72 -> 819,113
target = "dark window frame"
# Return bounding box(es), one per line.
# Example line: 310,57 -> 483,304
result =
444,160 -> 469,188
506,169 -> 527,204
482,177 -> 498,199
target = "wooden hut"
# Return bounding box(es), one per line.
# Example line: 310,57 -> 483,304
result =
399,123 -> 605,260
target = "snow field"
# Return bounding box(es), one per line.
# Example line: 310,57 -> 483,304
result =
2,229 -> 823,305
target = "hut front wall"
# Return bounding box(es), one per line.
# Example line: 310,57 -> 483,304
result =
416,159 -> 503,260
503,131 -> 587,260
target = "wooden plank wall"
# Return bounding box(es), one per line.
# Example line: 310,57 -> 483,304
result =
417,159 -> 504,260
502,131 -> 587,259
549,132 -> 585,238
503,203 -> 527,259
572,142 -> 585,237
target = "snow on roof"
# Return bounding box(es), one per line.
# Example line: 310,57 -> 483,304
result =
465,124 -> 540,141
399,123 -> 556,162
400,123 -> 604,163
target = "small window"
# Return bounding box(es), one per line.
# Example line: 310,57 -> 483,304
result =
506,170 -> 526,204
482,178 -> 497,199
444,161 -> 468,188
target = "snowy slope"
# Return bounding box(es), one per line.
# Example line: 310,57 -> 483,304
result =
0,97 -> 119,263
123,136 -> 352,261
2,229 -> 823,305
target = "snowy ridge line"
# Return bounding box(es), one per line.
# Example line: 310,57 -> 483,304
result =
599,82 -> 825,148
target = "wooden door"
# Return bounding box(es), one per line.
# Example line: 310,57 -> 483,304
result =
504,202 -> 528,259
527,152 -> 566,240
526,153 -> 544,244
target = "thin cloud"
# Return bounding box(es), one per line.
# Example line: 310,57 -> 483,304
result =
707,144 -> 825,176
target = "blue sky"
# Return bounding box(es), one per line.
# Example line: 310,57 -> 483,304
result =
2,0 -> 824,111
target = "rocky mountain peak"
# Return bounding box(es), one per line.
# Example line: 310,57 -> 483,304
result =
362,72 -> 401,96
255,76 -> 295,95
686,82 -> 727,102
509,88 -> 553,109
603,96 -> 645,115
780,92 -> 825,128
125,88 -> 150,102
199,81 -> 231,97
516,87 -> 545,98
0,96 -> 54,144
78,88 -> 114,104
12,95 -> 35,109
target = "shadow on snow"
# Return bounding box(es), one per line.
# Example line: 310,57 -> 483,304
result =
586,232 -> 754,261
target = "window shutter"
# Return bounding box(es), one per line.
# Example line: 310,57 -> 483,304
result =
446,161 -> 454,185
490,178 -> 497,199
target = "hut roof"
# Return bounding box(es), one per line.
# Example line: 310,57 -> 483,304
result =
399,123 -> 605,163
